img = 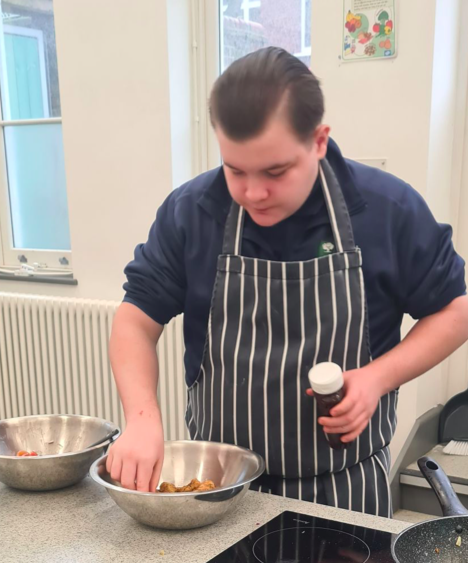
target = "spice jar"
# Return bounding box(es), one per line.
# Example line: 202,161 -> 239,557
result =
308,362 -> 347,451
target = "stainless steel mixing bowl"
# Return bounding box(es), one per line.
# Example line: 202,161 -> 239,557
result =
90,440 -> 265,530
0,414 -> 119,491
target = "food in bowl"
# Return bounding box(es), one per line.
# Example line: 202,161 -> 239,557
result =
16,450 -> 38,457
90,441 -> 265,529
158,478 -> 216,493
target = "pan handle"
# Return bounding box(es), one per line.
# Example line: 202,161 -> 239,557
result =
418,456 -> 468,517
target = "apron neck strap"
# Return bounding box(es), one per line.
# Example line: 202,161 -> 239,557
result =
222,158 -> 355,256
222,202 -> 245,255
319,158 -> 355,253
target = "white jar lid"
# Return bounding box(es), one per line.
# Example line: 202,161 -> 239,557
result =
308,362 -> 344,395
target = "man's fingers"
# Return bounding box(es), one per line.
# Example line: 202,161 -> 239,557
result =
136,460 -> 155,493
323,412 -> 368,435
329,391 -> 358,417
120,460 -> 138,490
319,403 -> 362,429
109,455 -> 123,483
342,420 -> 370,442
150,458 -> 164,493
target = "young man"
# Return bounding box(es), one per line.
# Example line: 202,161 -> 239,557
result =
107,47 -> 468,516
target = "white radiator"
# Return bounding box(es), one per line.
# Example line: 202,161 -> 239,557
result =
0,293 -> 188,440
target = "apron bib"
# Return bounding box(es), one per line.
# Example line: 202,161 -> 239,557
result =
186,159 -> 397,516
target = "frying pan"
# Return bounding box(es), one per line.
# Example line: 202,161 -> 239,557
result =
439,388 -> 468,443
392,456 -> 468,562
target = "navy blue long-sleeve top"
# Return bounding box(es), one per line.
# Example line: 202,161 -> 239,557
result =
123,140 -> 466,386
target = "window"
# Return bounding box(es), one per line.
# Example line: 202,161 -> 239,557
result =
0,0 -> 71,273
220,0 -> 312,71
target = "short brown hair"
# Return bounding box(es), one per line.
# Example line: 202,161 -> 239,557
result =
209,47 -> 324,142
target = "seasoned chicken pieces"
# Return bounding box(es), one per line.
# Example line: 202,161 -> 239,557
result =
157,478 -> 216,493
195,479 -> 215,492
178,478 -> 203,492
158,481 -> 178,493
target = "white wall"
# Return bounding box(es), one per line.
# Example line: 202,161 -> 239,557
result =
445,0 -> 468,403
311,0 -> 466,460
421,0 -> 467,419
0,0 -> 175,302
311,0 -> 436,192
448,120 -> 468,398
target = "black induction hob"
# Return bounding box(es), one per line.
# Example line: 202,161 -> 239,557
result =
208,511 -> 395,562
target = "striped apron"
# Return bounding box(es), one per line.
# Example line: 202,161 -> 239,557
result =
186,158 -> 398,517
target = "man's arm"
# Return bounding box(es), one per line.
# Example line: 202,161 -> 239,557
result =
311,295 -> 468,441
106,302 -> 165,492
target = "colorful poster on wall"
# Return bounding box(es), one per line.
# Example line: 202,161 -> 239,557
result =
342,0 -> 396,61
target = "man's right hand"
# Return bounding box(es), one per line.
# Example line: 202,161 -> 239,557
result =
106,409 -> 164,493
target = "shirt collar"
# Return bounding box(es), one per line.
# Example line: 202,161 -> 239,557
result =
197,137 -> 367,226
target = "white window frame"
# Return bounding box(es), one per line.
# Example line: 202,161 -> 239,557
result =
0,18 -> 72,272
191,0 -> 221,175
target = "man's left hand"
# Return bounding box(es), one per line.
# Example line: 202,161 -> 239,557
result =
306,366 -> 384,443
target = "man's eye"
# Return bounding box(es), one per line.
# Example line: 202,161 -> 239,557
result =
231,170 -> 244,176
266,170 -> 286,178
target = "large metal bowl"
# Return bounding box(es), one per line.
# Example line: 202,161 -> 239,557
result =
90,440 -> 265,530
0,414 -> 119,491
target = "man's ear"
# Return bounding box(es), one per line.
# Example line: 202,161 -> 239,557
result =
314,124 -> 331,159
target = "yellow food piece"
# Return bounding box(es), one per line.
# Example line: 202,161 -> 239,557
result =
159,482 -> 178,493
157,478 -> 216,493
196,480 -> 216,492
178,478 -> 202,492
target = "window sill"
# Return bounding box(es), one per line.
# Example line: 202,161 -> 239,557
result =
0,273 -> 78,285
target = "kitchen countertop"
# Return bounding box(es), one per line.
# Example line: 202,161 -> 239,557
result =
404,444 -> 468,485
0,478 -> 410,563
393,509 -> 437,524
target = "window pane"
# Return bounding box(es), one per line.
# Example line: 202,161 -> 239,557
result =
0,0 -> 61,119
221,0 -> 311,71
5,123 -> 70,250
248,7 -> 261,23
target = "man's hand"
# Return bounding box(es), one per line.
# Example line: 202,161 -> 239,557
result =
306,294 -> 468,444
306,365 -> 384,443
106,408 -> 164,492
108,303 -> 165,492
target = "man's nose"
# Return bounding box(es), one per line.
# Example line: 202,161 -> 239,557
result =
245,177 -> 268,203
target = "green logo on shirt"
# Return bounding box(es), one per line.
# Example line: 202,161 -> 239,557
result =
318,241 -> 335,257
